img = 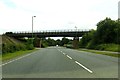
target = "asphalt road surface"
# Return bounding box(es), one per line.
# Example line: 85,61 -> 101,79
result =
2,47 -> 118,78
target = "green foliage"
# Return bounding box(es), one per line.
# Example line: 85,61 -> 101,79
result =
47,38 -> 56,46
79,17 -> 120,51
2,36 -> 34,54
44,37 -> 71,47
66,44 -> 73,48
86,40 -> 96,49
25,39 -> 34,50
56,39 -> 61,46
59,37 -> 70,46
79,49 -> 120,58
95,18 -> 117,44
40,37 -> 71,47
41,38 -> 49,48
2,49 -> 37,61
115,19 -> 120,44
79,29 -> 95,48
95,44 -> 120,52
61,37 -> 70,45
26,44 -> 34,50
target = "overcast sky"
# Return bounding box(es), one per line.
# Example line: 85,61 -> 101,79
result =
0,0 -> 119,34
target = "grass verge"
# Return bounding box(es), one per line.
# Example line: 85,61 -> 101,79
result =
78,49 -> 120,58
2,49 -> 39,61
94,44 -> 120,52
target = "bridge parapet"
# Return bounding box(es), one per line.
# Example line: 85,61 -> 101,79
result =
5,29 -> 91,38
13,29 -> 91,34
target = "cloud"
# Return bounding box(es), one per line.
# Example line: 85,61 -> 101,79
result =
0,0 -> 119,34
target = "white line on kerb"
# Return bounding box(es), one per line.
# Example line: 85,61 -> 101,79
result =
75,61 -> 93,73
0,53 -> 33,67
66,55 -> 72,60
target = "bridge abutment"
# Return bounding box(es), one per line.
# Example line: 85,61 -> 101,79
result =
73,37 -> 79,49
34,37 -> 42,48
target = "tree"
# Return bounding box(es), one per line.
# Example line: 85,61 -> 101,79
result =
79,29 -> 95,48
95,17 -> 117,44
61,37 -> 70,46
115,19 -> 120,44
56,39 -> 61,46
47,38 -> 56,46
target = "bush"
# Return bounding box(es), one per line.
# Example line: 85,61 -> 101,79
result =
41,43 -> 48,48
86,41 -> 96,49
94,44 -> 119,52
66,44 -> 73,49
95,44 -> 106,50
26,44 -> 34,50
2,36 -> 34,54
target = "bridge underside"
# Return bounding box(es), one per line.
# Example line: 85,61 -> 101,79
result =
33,37 -> 79,49
5,31 -> 89,38
5,31 -> 90,49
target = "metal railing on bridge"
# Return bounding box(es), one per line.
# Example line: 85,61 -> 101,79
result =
13,29 -> 91,34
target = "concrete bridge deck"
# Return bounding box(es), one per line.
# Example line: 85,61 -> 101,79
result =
5,29 -> 91,38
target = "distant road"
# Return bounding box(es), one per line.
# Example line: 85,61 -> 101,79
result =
2,47 -> 118,78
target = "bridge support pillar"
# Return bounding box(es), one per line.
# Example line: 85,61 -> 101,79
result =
73,37 -> 79,49
34,37 -> 42,48
40,38 -> 42,48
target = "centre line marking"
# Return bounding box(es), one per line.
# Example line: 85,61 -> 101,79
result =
66,55 -> 72,60
57,49 -> 93,74
75,61 -> 93,73
63,53 -> 66,55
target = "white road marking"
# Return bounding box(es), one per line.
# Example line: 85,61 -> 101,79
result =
57,49 -> 93,74
66,55 -> 72,60
0,53 -> 33,67
75,61 -> 93,73
63,53 -> 66,55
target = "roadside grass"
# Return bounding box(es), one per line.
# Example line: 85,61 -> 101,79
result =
94,44 -> 120,52
78,49 -> 120,58
2,49 -> 39,61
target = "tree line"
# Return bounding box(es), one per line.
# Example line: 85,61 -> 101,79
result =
79,18 -> 120,51
41,37 -> 72,47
